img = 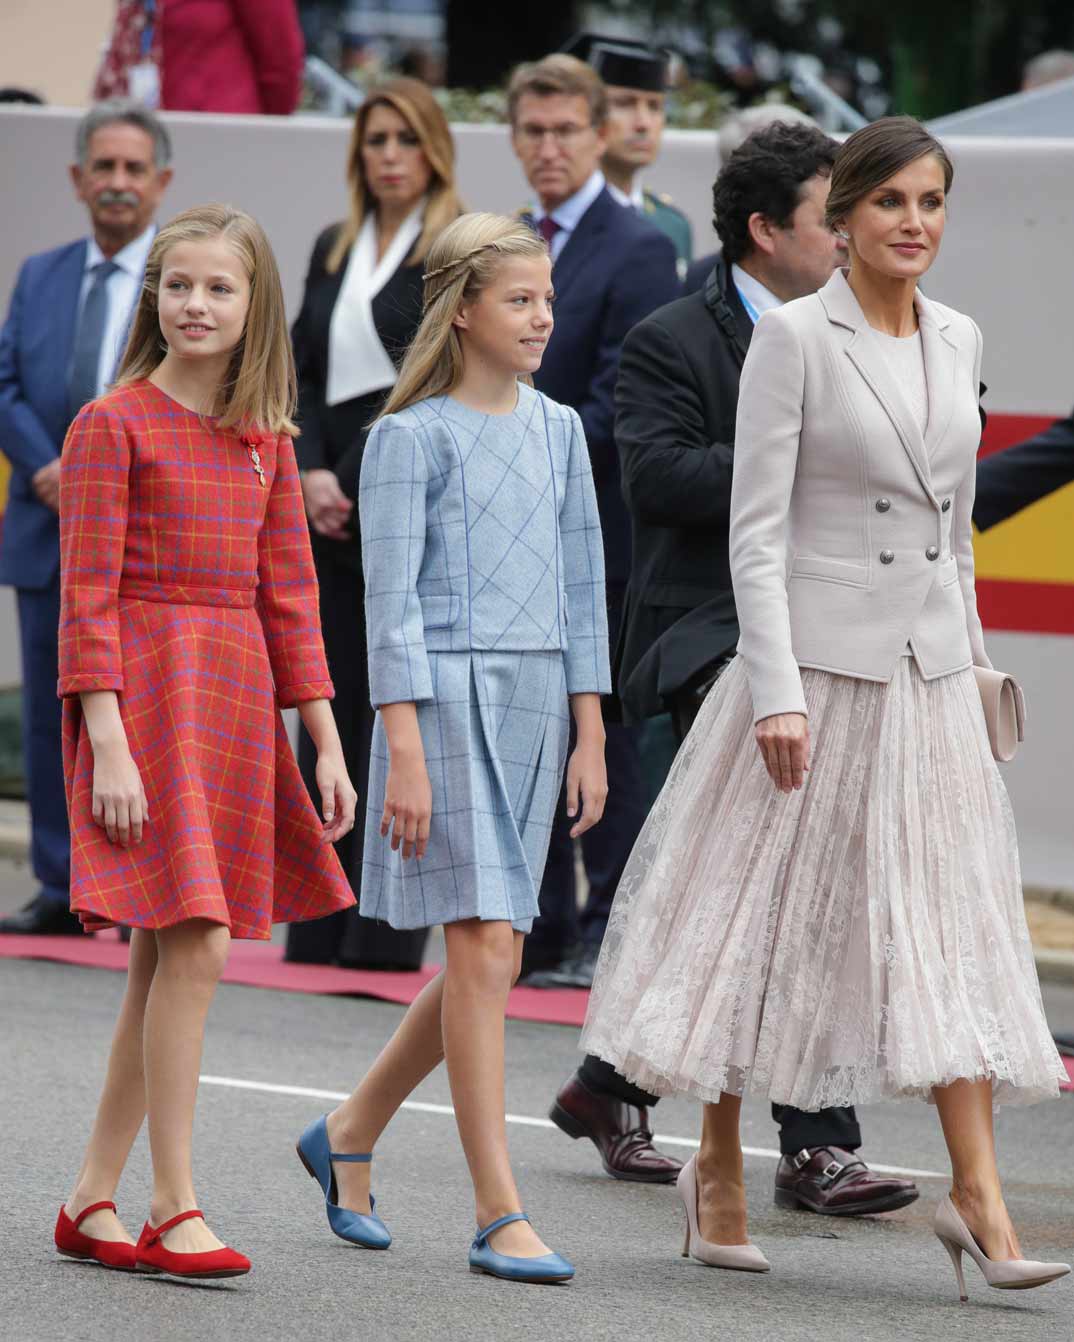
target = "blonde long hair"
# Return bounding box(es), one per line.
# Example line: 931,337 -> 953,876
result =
326,77 -> 463,274
115,204 -> 298,436
377,213 -> 548,421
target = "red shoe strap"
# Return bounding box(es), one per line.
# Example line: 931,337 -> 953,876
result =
145,1209 -> 205,1245
72,1200 -> 117,1230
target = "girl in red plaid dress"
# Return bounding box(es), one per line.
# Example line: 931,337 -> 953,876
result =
53,205 -> 356,1279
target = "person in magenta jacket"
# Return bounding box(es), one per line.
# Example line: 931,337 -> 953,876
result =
94,0 -> 305,117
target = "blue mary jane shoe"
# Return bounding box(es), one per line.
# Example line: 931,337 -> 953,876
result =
296,1115 -> 392,1250
468,1213 -> 574,1283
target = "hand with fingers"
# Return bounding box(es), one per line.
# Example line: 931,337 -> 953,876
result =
300,468 -> 354,541
91,741 -> 149,847
381,747 -> 433,861
566,735 -> 609,839
314,747 -> 358,844
754,712 -> 810,794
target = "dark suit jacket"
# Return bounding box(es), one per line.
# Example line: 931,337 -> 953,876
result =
615,255 -> 752,722
0,239 -> 90,589
291,222 -> 425,571
531,187 -> 679,586
684,250 -> 719,297
973,408 -> 1074,531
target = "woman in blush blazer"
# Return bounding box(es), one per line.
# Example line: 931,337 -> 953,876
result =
582,118 -> 1069,1299
284,79 -> 463,970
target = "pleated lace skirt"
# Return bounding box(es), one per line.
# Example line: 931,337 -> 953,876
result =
581,656 -> 1065,1110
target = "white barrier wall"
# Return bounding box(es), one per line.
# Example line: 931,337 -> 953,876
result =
1,106 -> 1072,886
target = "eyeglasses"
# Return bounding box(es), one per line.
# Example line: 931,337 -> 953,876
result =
516,123 -> 592,147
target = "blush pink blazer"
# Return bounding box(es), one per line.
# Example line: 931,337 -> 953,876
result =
729,268 -> 990,723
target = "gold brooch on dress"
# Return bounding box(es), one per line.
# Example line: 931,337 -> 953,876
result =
241,430 -> 269,486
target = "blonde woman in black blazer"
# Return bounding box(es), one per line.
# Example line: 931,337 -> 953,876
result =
583,118 -> 1069,1299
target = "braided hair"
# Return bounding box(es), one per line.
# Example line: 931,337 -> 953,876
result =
376,213 -> 548,422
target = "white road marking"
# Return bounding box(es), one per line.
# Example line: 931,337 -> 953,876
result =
199,1073 -> 947,1179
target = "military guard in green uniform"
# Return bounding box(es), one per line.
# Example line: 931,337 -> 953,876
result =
564,33 -> 693,280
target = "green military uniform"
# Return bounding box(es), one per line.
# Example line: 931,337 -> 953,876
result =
640,187 -> 692,281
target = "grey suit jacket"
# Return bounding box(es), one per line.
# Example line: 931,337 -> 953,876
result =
358,383 -> 611,708
730,268 -> 990,723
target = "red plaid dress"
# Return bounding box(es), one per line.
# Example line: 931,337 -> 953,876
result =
58,380 -> 355,937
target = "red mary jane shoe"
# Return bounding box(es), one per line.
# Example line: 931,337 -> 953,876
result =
55,1201 -> 143,1272
136,1209 -> 251,1279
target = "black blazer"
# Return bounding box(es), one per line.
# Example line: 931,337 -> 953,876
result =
684,250 -> 719,296
973,407 -> 1074,531
291,223 -> 424,566
614,255 -> 752,722
531,188 -> 680,586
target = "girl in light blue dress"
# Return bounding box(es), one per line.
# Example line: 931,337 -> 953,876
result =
296,213 -> 610,1283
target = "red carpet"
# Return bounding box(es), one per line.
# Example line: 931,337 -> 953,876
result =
5,933 -> 1074,1060
0,931 -> 591,1026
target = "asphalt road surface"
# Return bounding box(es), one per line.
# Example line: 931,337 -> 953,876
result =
3,858 -> 1072,1342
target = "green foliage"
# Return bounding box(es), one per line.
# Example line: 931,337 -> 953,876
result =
0,687 -> 24,798
434,80 -> 738,129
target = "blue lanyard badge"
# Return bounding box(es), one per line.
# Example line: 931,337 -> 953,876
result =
735,285 -> 760,325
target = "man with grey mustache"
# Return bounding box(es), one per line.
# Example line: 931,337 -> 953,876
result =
0,100 -> 173,937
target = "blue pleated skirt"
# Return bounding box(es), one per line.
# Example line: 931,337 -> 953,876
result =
360,650 -> 570,932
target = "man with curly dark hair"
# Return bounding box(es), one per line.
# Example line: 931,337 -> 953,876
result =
551,121 -> 921,1218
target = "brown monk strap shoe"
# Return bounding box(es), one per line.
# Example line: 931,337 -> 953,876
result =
774,1147 -> 919,1216
550,1074 -> 682,1183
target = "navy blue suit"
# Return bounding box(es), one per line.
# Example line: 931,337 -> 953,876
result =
0,240 -> 93,906
527,187 -> 680,963
973,407 -> 1074,532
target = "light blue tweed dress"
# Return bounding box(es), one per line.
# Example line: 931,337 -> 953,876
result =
358,383 -> 611,932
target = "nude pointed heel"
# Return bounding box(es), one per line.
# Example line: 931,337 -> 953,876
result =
934,1195 -> 1070,1302
677,1154 -> 770,1273
937,1233 -> 968,1302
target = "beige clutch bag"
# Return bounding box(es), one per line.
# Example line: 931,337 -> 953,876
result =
973,666 -> 1026,762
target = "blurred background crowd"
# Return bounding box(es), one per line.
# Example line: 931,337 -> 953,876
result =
4,0 -> 1074,126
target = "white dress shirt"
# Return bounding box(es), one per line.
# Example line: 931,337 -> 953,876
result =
606,179 -> 645,211
532,170 -> 606,262
79,224 -> 156,397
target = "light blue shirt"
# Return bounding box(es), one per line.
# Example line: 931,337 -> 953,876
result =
533,171 -> 606,262
79,224 -> 156,396
731,263 -> 783,324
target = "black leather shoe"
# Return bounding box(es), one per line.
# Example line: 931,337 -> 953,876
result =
523,945 -> 601,989
0,893 -> 85,936
550,1073 -> 682,1182
774,1147 -> 919,1216
518,942 -> 573,985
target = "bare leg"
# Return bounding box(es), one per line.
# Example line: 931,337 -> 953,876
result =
934,1077 -> 1022,1260
329,927 -> 533,1237
441,922 -> 548,1257
327,967 -> 449,1213
696,1094 -> 750,1245
143,918 -> 231,1252
63,929 -> 159,1243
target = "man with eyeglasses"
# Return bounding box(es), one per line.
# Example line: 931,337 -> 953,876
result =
506,51 -> 681,1176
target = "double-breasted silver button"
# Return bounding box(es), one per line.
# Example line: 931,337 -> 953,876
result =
941,498 -> 952,512
875,498 -> 891,513
926,545 -> 940,561
880,549 -> 895,565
